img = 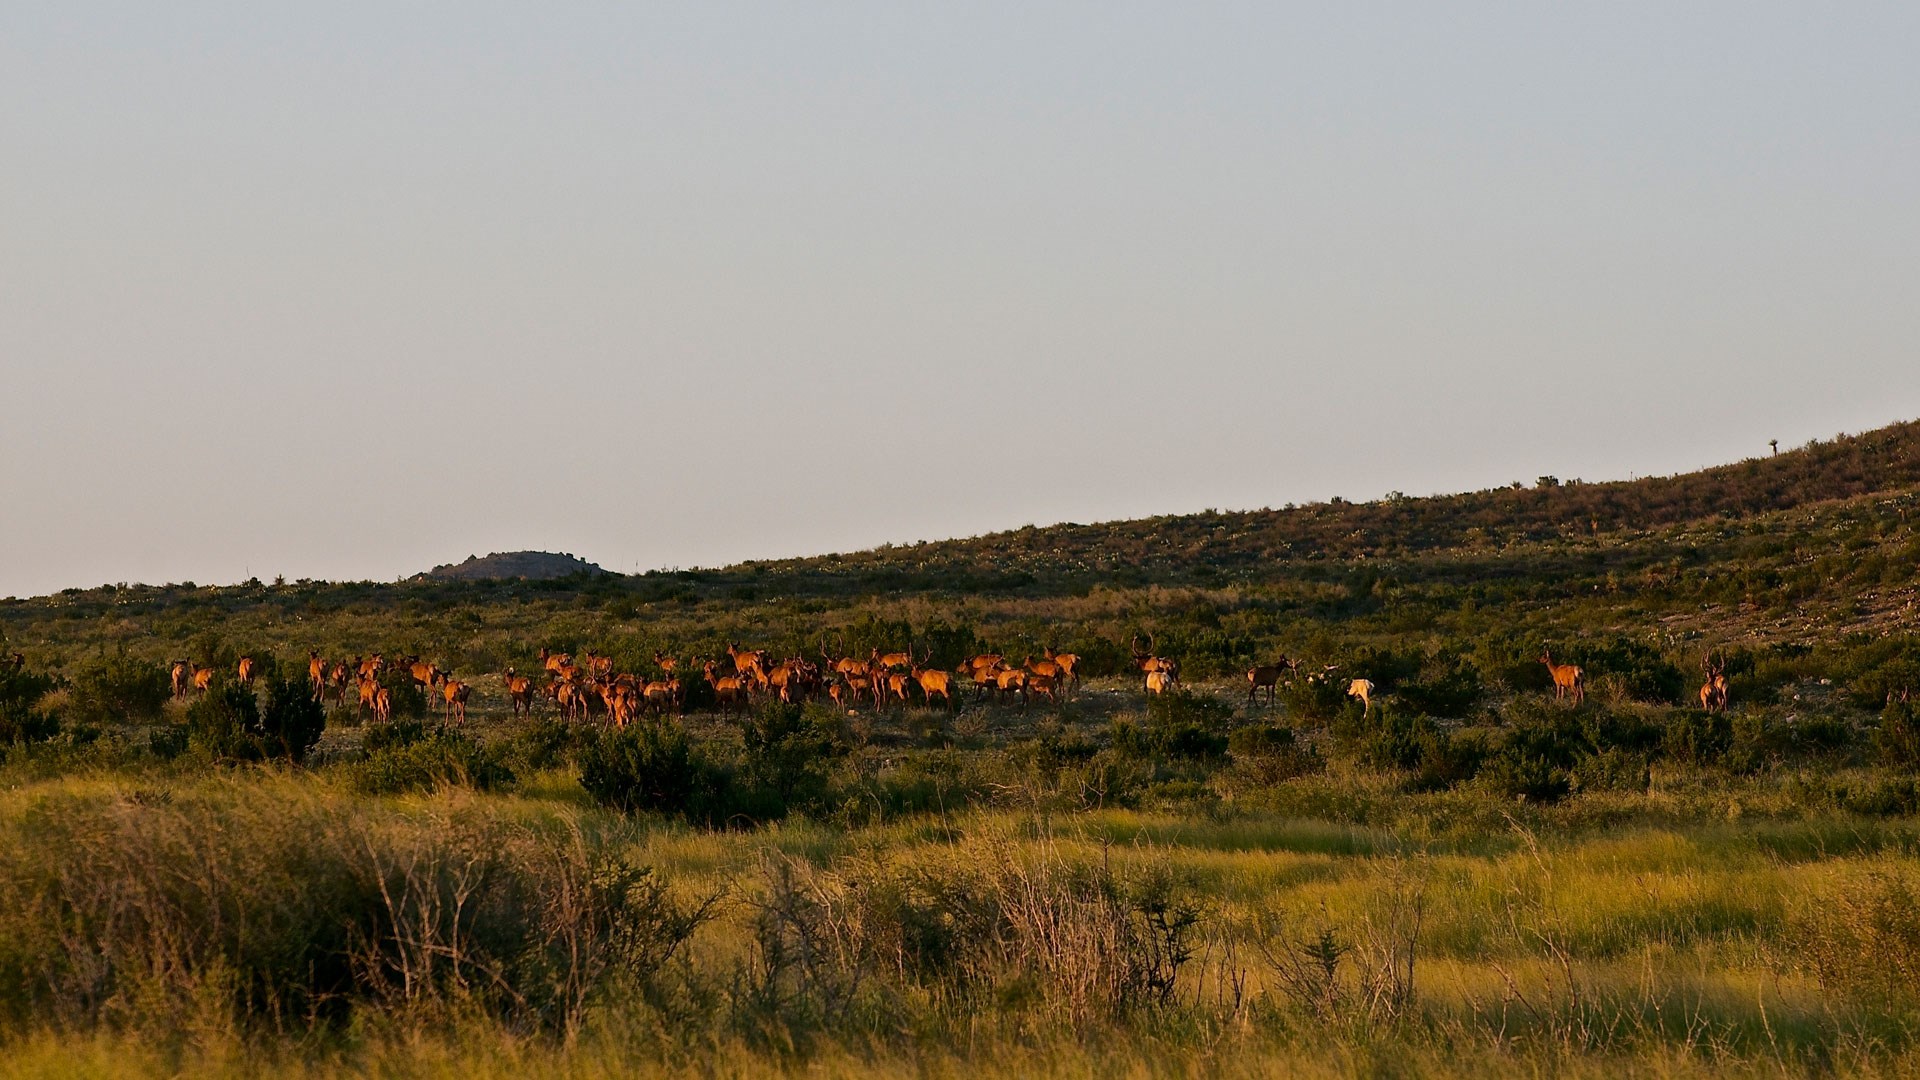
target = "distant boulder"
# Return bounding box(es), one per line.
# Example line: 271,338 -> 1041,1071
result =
415,551 -> 609,582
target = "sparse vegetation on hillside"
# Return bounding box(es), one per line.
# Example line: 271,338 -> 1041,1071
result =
6,421 -> 1920,1076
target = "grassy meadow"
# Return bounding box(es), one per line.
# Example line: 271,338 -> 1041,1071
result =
6,425 -> 1920,1076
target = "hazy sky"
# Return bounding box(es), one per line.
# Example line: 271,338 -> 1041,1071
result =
4,3 -> 1919,598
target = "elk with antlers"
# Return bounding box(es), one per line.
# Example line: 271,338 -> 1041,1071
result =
1540,651 -> 1585,705
1699,653 -> 1729,713
1131,634 -> 1180,686
910,657 -> 954,711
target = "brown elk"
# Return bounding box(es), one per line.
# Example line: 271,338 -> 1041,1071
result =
1347,678 -> 1375,716
643,678 -> 681,716
1025,672 -> 1061,708
371,685 -> 393,725
192,664 -> 216,694
170,660 -> 192,699
358,654 -> 385,682
1699,653 -> 1729,713
539,648 -> 572,677
1042,647 -> 1081,695
307,652 -> 327,699
1145,670 -> 1175,696
727,642 -> 769,681
872,646 -> 913,671
704,660 -> 749,715
1024,654 -> 1064,683
326,662 -> 352,706
410,660 -> 444,695
1540,651 -> 1585,705
553,678 -> 589,723
1247,658 -> 1293,705
653,651 -> 678,675
504,668 -> 534,717
236,655 -> 256,686
911,659 -> 954,711
357,675 -> 381,722
883,670 -> 915,709
1131,635 -> 1180,682
442,679 -> 472,724
584,649 -> 614,680
993,665 -> 1029,704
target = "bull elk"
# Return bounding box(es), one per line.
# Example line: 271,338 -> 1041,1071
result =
1699,653 -> 1729,713
910,659 -> 954,711
1131,635 -> 1180,682
1540,651 -> 1585,705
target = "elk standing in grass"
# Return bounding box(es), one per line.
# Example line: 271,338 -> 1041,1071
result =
1247,659 -> 1293,706
170,660 -> 191,699
911,650 -> 954,711
1699,653 -> 1729,713
237,655 -> 256,686
1043,647 -> 1081,697
704,660 -> 749,716
192,664 -> 216,694
1131,635 -> 1180,693
442,679 -> 472,724
504,669 -> 534,717
1540,651 -> 1585,705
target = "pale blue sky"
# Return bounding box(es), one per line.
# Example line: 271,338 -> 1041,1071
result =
4,3 -> 1918,596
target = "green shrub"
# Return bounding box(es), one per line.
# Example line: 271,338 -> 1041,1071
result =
1876,698 -> 1920,768
1573,748 -> 1652,794
735,701 -> 845,818
578,722 -> 738,825
0,663 -> 57,745
258,674 -> 326,763
65,654 -> 170,725
1276,674 -> 1351,724
184,675 -> 325,763
352,730 -> 515,794
1664,709 -> 1733,765
1222,724 -> 1325,789
1395,655 -> 1484,719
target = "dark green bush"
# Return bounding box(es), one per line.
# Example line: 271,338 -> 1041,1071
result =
0,663 -> 58,745
184,676 -> 325,763
352,730 -> 515,794
259,674 -> 326,763
1664,710 -> 1733,765
1877,698 -> 1920,768
66,654 -> 170,725
578,722 -> 738,825
1395,655 -> 1484,719
735,701 -> 845,819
